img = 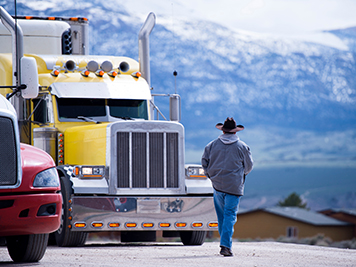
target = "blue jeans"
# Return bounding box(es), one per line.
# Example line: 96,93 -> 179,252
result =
213,188 -> 241,249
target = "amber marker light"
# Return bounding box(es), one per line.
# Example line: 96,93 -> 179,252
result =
208,222 -> 219,228
91,222 -> 103,228
74,167 -> 80,176
50,69 -> 60,77
142,223 -> 154,228
108,222 -> 120,228
192,222 -> 203,228
175,222 -> 187,228
57,132 -> 64,164
81,70 -> 90,77
131,71 -> 142,78
159,222 -> 171,228
108,70 -> 118,78
125,223 -> 137,228
74,222 -> 86,228
95,70 -> 105,77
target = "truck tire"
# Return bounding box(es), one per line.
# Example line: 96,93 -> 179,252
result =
54,175 -> 87,247
6,234 -> 49,262
179,231 -> 207,246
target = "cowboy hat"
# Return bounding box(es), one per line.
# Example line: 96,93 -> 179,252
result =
216,117 -> 244,132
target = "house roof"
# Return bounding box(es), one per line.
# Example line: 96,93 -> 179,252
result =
319,208 -> 356,217
239,207 -> 352,226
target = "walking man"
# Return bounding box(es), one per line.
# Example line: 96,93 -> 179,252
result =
202,117 -> 253,256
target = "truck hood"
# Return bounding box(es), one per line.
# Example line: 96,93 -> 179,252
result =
64,123 -> 108,165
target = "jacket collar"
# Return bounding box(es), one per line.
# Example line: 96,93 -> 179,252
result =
218,133 -> 239,144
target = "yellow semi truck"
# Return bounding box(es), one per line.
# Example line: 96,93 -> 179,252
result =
0,6 -> 217,246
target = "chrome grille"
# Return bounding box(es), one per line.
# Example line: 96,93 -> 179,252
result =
116,131 -> 179,189
0,117 -> 18,186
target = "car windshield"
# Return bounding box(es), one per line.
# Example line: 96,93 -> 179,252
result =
56,98 -> 148,120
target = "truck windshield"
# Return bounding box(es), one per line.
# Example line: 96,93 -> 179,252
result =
56,98 -> 148,120
57,98 -> 106,118
108,99 -> 148,120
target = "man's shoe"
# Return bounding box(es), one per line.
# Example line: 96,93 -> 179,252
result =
220,246 -> 233,257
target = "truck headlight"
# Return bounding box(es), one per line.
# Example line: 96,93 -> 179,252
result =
33,167 -> 60,187
185,166 -> 206,179
73,166 -> 105,178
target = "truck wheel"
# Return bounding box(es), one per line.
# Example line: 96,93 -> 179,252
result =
6,234 -> 49,262
54,175 -> 87,247
179,231 -> 207,246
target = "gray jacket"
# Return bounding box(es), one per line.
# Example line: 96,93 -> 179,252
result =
201,133 -> 253,196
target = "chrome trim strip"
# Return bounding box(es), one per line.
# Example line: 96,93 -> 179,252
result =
70,196 -> 216,231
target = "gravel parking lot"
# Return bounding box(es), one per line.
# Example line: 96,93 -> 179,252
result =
0,241 -> 355,267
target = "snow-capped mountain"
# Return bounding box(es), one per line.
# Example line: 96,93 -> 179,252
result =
2,0 -> 355,210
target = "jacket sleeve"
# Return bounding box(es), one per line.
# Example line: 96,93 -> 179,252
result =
201,143 -> 211,176
243,145 -> 253,175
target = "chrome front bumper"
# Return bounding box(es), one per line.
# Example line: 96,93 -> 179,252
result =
70,196 -> 217,231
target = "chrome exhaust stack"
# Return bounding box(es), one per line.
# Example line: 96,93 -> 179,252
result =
138,12 -> 156,87
0,7 -> 24,88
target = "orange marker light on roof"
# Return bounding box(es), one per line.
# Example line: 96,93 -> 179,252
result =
81,70 -> 90,77
95,70 -> 105,77
108,70 -> 118,78
131,72 -> 141,78
70,17 -> 79,21
48,17 -> 55,20
25,16 -> 33,20
51,69 -> 60,77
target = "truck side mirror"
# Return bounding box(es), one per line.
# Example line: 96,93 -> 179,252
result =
20,57 -> 39,99
169,94 -> 181,122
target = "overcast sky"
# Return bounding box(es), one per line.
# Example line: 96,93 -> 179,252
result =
127,0 -> 356,35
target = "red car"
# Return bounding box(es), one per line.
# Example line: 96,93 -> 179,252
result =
0,96 -> 62,262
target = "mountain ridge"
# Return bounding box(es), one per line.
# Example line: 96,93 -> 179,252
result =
2,0 -> 356,210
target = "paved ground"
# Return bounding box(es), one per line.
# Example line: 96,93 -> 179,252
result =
0,241 -> 355,266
